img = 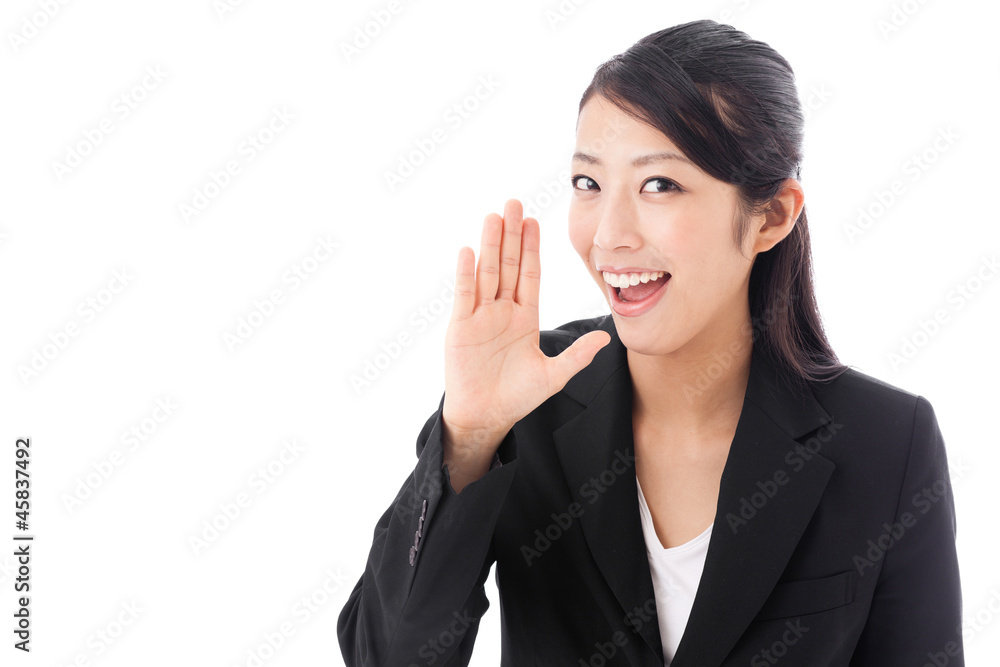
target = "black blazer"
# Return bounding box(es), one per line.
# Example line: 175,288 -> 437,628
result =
338,314 -> 964,666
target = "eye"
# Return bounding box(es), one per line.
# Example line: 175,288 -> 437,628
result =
571,175 -> 599,191
641,177 -> 682,194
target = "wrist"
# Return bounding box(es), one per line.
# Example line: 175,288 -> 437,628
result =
442,419 -> 508,458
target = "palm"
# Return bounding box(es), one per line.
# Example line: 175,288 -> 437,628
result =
442,199 -> 610,443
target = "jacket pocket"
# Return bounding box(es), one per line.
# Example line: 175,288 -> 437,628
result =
753,570 -> 856,621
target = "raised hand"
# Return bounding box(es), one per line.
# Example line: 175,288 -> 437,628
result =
441,199 -> 611,479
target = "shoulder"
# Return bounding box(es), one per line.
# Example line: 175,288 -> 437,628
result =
811,362 -> 931,426
538,314 -> 609,357
808,364 -> 948,488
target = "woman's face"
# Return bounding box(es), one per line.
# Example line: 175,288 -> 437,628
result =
568,94 -> 758,358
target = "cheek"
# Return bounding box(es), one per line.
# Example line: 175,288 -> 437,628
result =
668,206 -> 738,266
567,205 -> 596,260
684,237 -> 750,301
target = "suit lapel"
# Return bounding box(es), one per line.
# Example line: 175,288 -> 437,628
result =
551,315 -> 837,666
552,315 -> 663,661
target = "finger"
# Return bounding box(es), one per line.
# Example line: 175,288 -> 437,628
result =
514,216 -> 540,309
496,199 -> 523,300
476,212 -> 502,306
451,246 -> 476,321
547,330 -> 611,394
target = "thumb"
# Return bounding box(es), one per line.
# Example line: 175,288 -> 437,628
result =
547,330 -> 612,393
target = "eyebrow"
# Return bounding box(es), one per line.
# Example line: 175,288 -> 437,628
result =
572,150 -> 694,168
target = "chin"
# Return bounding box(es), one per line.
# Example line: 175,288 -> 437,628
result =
612,313 -> 682,356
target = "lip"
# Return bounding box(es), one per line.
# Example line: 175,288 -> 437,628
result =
606,273 -> 670,317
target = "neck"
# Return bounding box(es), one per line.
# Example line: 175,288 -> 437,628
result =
627,316 -> 753,437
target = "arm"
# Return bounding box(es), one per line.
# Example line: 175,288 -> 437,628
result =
337,392 -> 518,666
849,395 -> 964,665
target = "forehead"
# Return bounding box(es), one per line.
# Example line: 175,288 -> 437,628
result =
574,95 -> 684,160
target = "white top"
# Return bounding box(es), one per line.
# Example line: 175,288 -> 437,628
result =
636,478 -> 713,666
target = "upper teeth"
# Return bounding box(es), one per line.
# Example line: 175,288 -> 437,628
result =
602,271 -> 666,289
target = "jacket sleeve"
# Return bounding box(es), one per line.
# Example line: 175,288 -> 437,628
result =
337,391 -> 519,666
849,395 -> 964,666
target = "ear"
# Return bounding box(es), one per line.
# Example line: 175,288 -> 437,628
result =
752,178 -> 805,254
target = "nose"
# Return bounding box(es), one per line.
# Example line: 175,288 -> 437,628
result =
592,187 -> 641,252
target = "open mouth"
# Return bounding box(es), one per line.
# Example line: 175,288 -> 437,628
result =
603,271 -> 671,303
617,274 -> 669,302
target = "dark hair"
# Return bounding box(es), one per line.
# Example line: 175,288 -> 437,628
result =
578,19 -> 849,391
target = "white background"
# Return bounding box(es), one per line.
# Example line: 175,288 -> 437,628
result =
1,0 -> 997,664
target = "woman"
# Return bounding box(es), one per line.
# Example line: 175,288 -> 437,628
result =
338,20 -> 963,666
